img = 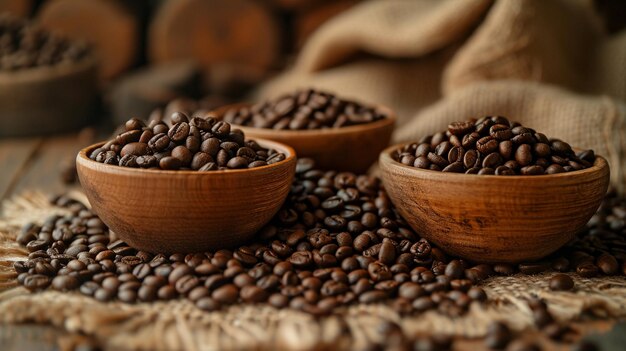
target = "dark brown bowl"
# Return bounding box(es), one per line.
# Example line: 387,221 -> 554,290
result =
76,138 -> 296,253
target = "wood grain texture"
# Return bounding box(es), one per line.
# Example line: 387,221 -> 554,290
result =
148,0 -> 280,76
9,134 -> 85,197
379,144 -> 611,263
0,58 -> 97,137
0,138 -> 41,201
37,0 -> 139,81
212,103 -> 396,173
76,139 -> 296,253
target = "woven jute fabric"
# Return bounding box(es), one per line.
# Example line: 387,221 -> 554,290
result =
257,0 -> 626,194
1,192 -> 626,351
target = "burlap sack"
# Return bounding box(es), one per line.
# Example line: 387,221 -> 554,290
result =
257,0 -> 626,192
2,192 -> 626,351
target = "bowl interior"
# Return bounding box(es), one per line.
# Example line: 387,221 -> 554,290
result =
210,102 -> 397,136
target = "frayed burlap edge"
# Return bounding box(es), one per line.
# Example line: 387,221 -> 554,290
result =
1,192 -> 626,351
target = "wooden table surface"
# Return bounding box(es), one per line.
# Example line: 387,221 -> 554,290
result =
0,133 -> 623,351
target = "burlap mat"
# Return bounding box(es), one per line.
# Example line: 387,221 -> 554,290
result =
1,192 -> 625,351
257,0 -> 626,194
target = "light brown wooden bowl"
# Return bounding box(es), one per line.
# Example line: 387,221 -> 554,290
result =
0,57 -> 98,137
76,139 -> 296,253
211,103 -> 396,173
379,144 -> 610,263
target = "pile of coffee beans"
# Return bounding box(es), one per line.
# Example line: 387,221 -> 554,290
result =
0,14 -> 89,71
393,116 -> 596,175
13,160 -> 625,350
222,88 -> 387,130
90,113 -> 286,171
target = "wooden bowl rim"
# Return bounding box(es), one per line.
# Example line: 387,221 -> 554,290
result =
77,137 -> 297,176
210,102 -> 397,136
380,142 -> 609,181
0,55 -> 97,84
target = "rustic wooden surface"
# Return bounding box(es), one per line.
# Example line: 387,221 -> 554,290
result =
0,134 -> 621,351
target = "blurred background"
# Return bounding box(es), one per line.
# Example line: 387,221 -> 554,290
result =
0,0 -> 625,195
0,0 -> 370,134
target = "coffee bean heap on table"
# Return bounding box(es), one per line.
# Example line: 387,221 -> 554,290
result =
15,160 -> 626,317
393,116 -> 596,175
0,14 -> 89,71
90,113 -> 286,171
222,88 -> 387,130
12,162 -> 626,351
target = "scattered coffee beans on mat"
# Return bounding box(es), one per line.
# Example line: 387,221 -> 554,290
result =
222,88 -> 388,130
89,113 -> 286,171
14,159 -> 626,319
393,116 -> 596,175
0,14 -> 89,71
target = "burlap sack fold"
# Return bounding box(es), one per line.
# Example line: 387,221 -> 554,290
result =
442,0 -> 604,95
257,0 -> 626,192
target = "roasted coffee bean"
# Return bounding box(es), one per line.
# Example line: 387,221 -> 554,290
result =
395,117 -> 595,175
596,253 -> 618,274
549,274 -> 574,291
225,89 -> 387,130
484,322 -> 512,349
212,284 -> 239,304
96,117 -> 285,171
23,274 -> 50,291
576,263 -> 599,278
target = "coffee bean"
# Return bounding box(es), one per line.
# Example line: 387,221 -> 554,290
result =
484,322 -> 512,349
212,284 -> 239,304
549,274 -> 574,291
395,117 -> 595,175
23,274 -> 50,291
596,253 -> 618,274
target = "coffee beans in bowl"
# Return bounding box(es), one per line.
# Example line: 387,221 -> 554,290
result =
380,117 -> 610,262
393,116 -> 596,175
89,113 -> 286,171
76,114 -> 296,253
223,88 -> 387,130
212,89 -> 396,172
0,13 -> 90,71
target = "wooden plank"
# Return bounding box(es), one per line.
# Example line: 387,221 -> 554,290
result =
0,138 -> 41,201
8,134 -> 86,197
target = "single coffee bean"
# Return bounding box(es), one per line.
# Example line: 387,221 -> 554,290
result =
484,322 -> 512,349
549,274 -> 574,291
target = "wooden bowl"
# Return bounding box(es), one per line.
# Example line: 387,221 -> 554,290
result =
211,103 -> 396,173
76,139 -> 296,253
379,144 -> 610,263
0,57 -> 98,137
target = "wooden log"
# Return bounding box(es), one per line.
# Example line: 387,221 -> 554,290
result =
37,0 -> 139,82
295,0 -> 358,48
148,0 -> 280,78
0,0 -> 33,17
